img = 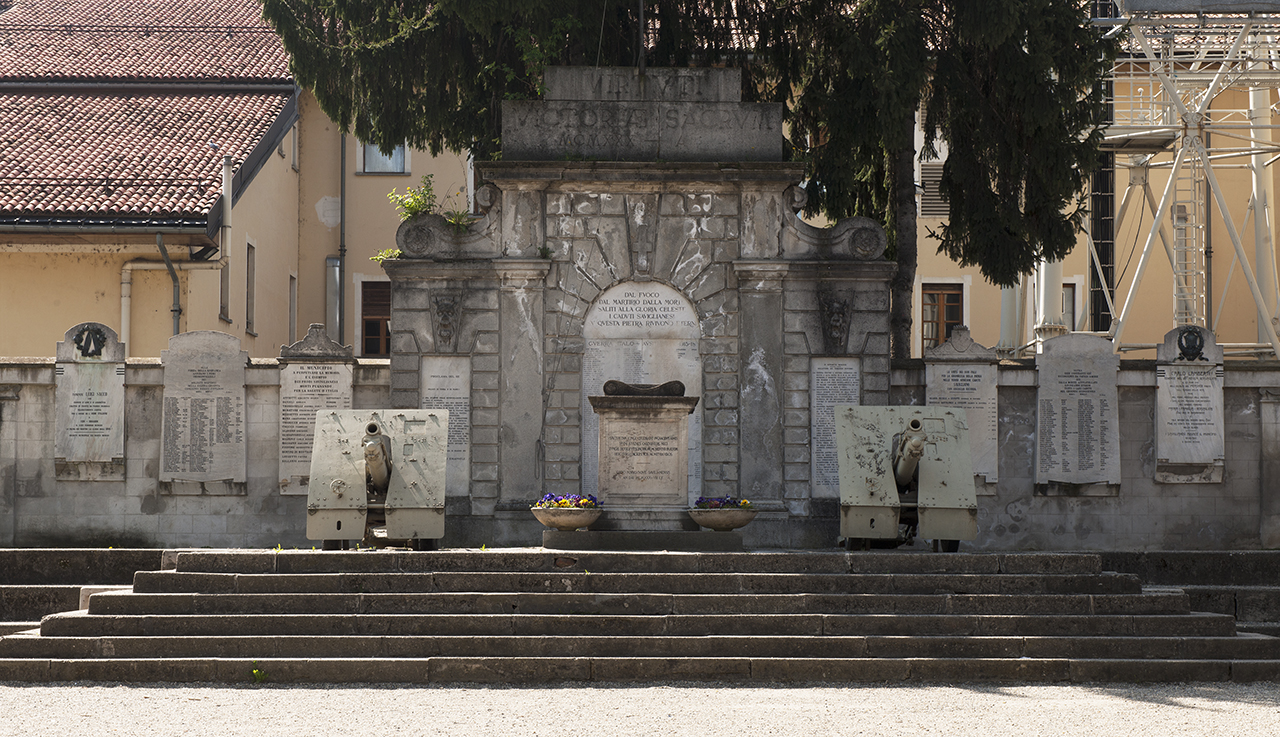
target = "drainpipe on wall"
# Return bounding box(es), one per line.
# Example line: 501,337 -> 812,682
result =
120,156 -> 234,356
338,135 -> 347,344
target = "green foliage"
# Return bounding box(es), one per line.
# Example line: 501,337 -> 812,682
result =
387,174 -> 439,221
251,661 -> 269,684
370,248 -> 402,263
263,0 -> 1115,286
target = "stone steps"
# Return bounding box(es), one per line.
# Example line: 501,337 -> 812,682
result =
2,633 -> 1275,660
85,590 -> 1176,617
131,571 -> 1142,595
34,611 -> 1238,638
0,586 -> 80,621
0,550 -> 1267,683
0,656 -> 1276,684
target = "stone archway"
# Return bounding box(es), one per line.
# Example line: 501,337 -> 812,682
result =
581,281 -> 702,502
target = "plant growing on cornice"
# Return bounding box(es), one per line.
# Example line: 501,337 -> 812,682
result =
370,248 -> 402,263
388,173 -> 439,221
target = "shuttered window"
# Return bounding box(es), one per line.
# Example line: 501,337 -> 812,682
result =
362,282 -> 391,356
920,162 -> 948,218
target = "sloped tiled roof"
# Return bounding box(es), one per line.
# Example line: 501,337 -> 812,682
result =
0,91 -> 290,221
0,0 -> 297,227
0,0 -> 290,83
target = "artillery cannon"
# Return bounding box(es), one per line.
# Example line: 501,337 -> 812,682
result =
835,406 -> 978,551
305,410 -> 448,549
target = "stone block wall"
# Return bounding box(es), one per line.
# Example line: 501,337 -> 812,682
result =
0,359 -> 390,548
894,359 -> 1276,550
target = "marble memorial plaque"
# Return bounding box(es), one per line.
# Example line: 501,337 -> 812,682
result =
1154,326 -> 1225,482
926,363 -> 998,483
810,357 -> 861,497
278,362 -> 353,494
160,332 -> 247,484
1156,363 -> 1225,464
1035,334 -> 1121,486
598,418 -> 687,507
582,282 -> 701,498
420,356 -> 471,498
924,326 -> 999,486
54,322 -> 126,464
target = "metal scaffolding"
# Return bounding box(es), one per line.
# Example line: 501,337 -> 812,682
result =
1090,3 -> 1280,357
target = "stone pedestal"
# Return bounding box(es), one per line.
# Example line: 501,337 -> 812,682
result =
588,394 -> 700,530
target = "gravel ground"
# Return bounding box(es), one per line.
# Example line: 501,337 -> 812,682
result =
1,682 -> 1278,736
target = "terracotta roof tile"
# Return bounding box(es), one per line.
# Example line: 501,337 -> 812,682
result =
0,91 -> 290,220
0,0 -> 290,82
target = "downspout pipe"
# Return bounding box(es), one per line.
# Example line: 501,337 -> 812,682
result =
339,136 -> 347,344
120,256 -> 227,353
156,233 -> 182,337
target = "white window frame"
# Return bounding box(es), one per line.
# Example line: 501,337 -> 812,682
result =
245,238 -> 257,337
355,139 -> 411,175
1063,275 -> 1086,331
912,275 -> 971,357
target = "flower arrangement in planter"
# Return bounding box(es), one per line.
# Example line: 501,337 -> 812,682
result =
531,494 -> 601,531
688,496 -> 757,531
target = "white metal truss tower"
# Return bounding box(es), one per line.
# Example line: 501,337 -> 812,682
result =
1092,1 -> 1280,357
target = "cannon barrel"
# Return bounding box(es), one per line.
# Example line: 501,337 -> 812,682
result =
894,419 -> 926,487
362,423 -> 392,492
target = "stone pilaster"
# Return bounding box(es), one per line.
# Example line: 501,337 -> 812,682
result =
495,260 -> 553,507
733,261 -> 788,507
1259,389 -> 1280,548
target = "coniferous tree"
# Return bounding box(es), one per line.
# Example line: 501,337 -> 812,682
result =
261,0 -> 1113,357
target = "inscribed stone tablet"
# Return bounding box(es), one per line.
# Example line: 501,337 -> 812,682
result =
160,332 -> 247,483
55,323 -> 126,463
597,418 -> 688,507
1035,334 -> 1121,485
420,356 -> 471,498
926,363 -> 998,483
810,357 -> 861,497
503,100 -> 785,162
278,362 -> 352,493
582,282 -> 701,498
1156,363 -> 1225,465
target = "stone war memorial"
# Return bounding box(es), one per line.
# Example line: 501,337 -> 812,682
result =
383,66 -> 894,547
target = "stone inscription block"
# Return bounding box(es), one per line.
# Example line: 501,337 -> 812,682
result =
1156,364 -> 1225,465
545,66 -> 742,103
56,363 -> 126,462
602,421 -> 684,500
55,322 -> 126,463
582,282 -> 701,499
278,363 -> 352,493
160,332 -> 247,483
420,356 -> 471,498
503,100 -> 785,162
926,363 -> 998,483
810,357 -> 861,498
1035,334 -> 1121,486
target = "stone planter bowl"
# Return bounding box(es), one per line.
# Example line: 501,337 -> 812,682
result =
531,507 -> 602,531
687,508 -> 758,532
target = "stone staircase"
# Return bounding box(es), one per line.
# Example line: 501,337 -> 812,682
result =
0,549 -> 162,636
1,549 -> 1277,683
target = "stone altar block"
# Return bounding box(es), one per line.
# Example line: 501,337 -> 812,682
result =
1155,325 -> 1224,484
54,322 -> 126,480
589,391 -> 700,531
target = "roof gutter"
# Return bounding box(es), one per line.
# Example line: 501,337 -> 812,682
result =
0,223 -> 208,234
0,82 -> 297,94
